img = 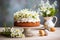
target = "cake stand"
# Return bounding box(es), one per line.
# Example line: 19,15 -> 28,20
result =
14,24 -> 47,37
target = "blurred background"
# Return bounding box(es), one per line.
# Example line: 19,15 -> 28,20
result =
0,0 -> 60,27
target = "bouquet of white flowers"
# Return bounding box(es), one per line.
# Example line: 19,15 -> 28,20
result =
38,0 -> 58,17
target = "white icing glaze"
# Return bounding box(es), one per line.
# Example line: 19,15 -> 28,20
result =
17,18 -> 40,23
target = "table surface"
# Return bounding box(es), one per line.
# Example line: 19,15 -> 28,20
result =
0,27 -> 60,40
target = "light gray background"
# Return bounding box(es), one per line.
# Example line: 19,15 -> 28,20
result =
0,0 -> 59,27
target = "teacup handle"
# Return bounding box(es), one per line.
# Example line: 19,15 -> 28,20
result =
53,16 -> 57,25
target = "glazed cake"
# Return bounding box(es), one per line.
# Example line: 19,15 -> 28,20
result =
14,9 -> 40,27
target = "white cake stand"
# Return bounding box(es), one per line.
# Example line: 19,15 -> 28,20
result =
14,24 -> 46,37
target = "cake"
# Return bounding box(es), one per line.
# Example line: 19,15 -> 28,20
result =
14,9 -> 40,27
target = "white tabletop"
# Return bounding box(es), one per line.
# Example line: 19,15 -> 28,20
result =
0,27 -> 60,40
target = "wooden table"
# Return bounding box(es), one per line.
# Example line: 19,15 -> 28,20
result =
0,27 -> 60,40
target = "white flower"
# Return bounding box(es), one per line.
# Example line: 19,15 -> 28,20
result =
53,1 -> 57,7
11,32 -> 25,38
3,27 -> 11,32
11,33 -> 15,37
10,27 -> 14,32
46,10 -> 51,15
10,27 -> 24,37
39,6 -> 47,12
16,34 -> 25,38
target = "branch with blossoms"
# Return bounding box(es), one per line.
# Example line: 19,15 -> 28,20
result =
0,24 -> 25,38
38,0 -> 58,17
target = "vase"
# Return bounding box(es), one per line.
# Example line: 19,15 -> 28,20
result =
43,16 -> 57,32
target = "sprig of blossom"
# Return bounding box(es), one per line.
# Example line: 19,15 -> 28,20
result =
2,27 -> 25,38
38,0 -> 57,17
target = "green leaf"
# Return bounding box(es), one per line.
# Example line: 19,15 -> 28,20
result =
42,12 -> 47,17
32,16 -> 36,19
49,8 -> 57,16
2,32 -> 11,37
